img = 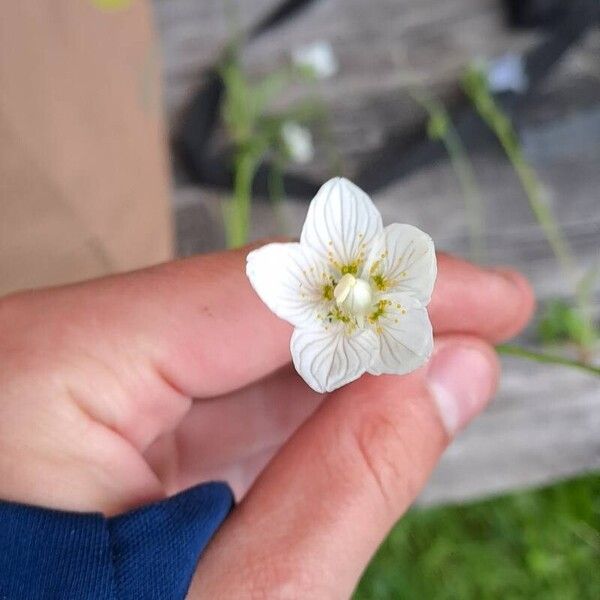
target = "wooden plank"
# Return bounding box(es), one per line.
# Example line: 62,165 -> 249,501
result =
154,0 -> 598,175
153,0 -> 536,121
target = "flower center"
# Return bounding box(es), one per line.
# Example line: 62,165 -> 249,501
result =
333,274 -> 373,319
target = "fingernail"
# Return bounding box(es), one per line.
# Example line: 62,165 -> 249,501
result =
427,343 -> 498,436
492,268 -> 533,299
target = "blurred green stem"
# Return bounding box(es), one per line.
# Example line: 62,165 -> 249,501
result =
225,151 -> 257,248
497,344 -> 600,377
268,158 -> 288,236
574,264 -> 599,354
442,126 -> 485,262
463,66 -> 596,355
494,129 -> 575,277
462,68 -> 575,276
412,90 -> 485,262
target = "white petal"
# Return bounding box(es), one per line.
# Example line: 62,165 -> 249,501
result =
301,177 -> 383,272
292,41 -> 338,79
368,223 -> 436,304
246,242 -> 332,328
291,325 -> 378,393
368,294 -> 433,376
281,121 -> 314,164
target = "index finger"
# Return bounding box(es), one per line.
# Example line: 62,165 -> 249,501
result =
149,248 -> 532,397
8,245 -> 533,398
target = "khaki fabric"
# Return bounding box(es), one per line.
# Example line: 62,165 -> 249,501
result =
0,1 -> 173,295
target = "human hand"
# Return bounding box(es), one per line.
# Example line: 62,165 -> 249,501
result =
0,245 -> 534,597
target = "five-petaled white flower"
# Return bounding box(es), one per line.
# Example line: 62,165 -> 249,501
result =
246,177 -> 437,393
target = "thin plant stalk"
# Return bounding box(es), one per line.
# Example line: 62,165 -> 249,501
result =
267,157 -> 289,236
442,125 -> 486,262
497,344 -> 600,377
462,67 -> 596,355
462,67 -> 576,277
225,150 -> 258,248
574,263 -> 600,361
490,122 -> 575,276
411,90 -> 485,262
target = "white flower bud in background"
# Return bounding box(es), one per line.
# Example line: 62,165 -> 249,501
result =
281,121 -> 315,165
291,41 -> 338,79
487,54 -> 528,94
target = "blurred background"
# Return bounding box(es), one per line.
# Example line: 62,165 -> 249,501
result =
1,0 -> 599,597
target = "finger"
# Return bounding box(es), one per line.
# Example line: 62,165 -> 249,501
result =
190,335 -> 499,599
9,245 -> 532,404
431,255 -> 535,343
5,245 -> 290,402
144,365 -> 323,498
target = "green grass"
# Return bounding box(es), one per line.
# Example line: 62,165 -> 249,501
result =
355,473 -> 600,599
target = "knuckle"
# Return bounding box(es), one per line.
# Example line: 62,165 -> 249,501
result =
349,405 -> 413,513
347,397 -> 441,514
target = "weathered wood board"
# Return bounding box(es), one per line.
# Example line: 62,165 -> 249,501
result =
153,0 -> 600,504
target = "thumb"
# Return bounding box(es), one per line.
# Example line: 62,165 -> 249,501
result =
190,335 -> 499,599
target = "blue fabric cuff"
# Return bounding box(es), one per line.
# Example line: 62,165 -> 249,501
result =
0,482 -> 234,599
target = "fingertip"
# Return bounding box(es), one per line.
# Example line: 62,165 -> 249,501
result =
490,268 -> 536,342
430,254 -> 535,343
428,336 -> 500,435
433,335 -> 501,377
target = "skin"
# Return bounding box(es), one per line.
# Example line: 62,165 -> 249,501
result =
0,244 -> 534,598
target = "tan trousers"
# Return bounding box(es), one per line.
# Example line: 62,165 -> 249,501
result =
0,1 -> 173,295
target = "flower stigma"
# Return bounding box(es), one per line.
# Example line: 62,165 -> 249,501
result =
334,273 -> 374,327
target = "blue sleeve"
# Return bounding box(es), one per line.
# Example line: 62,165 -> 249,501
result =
0,482 -> 234,599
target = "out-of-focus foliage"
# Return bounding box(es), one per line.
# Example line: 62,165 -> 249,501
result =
220,49 -> 324,247
462,65 -> 597,361
90,0 -> 132,12
356,474 -> 600,600
538,300 -> 594,348
413,90 -> 484,262
462,65 -> 575,278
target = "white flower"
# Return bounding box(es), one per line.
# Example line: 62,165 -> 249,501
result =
291,41 -> 338,79
246,177 -> 437,393
281,121 -> 314,165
